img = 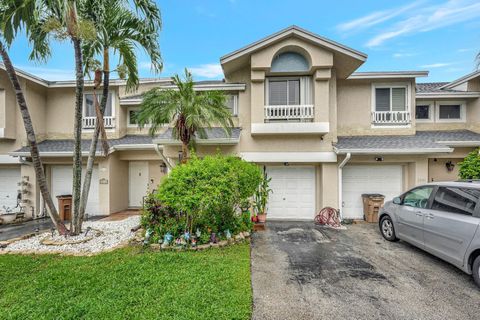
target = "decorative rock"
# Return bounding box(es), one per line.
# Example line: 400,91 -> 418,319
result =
161,243 -> 170,249
218,240 -> 228,247
150,243 -> 160,250
197,244 -> 210,250
243,232 -> 250,238
210,243 -> 220,248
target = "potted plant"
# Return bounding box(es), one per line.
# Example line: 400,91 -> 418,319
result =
253,172 -> 272,223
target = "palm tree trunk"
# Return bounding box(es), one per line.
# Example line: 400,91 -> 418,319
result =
0,40 -> 68,234
71,37 -> 84,235
181,142 -> 188,163
77,48 -> 110,229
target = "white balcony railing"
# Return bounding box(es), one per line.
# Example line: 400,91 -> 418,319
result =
371,111 -> 411,125
265,105 -> 314,121
82,116 -> 115,129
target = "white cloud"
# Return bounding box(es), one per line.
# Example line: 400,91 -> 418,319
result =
366,0 -> 480,47
337,1 -> 423,32
419,62 -> 454,68
17,65 -> 73,81
393,52 -> 417,58
189,64 -> 224,79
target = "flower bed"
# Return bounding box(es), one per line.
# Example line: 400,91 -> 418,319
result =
141,154 -> 262,248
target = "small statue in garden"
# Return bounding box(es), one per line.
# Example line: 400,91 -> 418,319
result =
144,228 -> 154,245
195,228 -> 201,238
225,229 -> 232,240
209,232 -> 217,244
163,232 -> 173,245
191,237 -> 197,247
184,231 -> 190,241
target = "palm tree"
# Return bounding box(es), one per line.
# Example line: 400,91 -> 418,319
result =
74,0 -> 162,232
0,1 -> 68,234
136,69 -> 234,161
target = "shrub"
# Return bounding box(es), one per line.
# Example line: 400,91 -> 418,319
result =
142,154 -> 261,244
459,148 -> 480,179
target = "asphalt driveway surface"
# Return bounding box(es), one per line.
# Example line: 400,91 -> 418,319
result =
251,221 -> 480,320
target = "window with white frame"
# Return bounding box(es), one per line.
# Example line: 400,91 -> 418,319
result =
415,101 -> 433,121
226,94 -> 238,116
266,77 -> 312,106
436,101 -> 465,122
127,107 -> 139,126
84,93 -> 113,117
374,86 -> 407,112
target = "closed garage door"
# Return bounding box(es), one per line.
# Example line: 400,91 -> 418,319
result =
0,167 -> 21,212
51,165 -> 100,216
342,165 -> 403,219
266,166 -> 316,220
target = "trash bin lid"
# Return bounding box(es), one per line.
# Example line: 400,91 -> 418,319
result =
56,194 -> 72,199
361,193 -> 385,198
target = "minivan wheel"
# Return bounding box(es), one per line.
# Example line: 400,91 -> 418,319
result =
380,216 -> 398,242
473,256 -> 480,288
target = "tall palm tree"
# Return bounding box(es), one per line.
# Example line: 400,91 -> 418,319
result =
0,1 -> 68,234
136,69 -> 234,161
74,0 -> 162,232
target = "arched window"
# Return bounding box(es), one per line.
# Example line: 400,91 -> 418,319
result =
271,51 -> 309,72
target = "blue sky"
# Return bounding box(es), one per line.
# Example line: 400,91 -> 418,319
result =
5,0 -> 480,83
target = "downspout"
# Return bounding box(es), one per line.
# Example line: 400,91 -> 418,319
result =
154,144 -> 174,171
338,152 -> 351,221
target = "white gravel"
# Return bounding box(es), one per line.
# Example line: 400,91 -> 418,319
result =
1,216 -> 140,255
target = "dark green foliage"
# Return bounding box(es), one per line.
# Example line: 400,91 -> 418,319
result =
459,148 -> 480,179
142,154 -> 261,243
0,245 -> 252,320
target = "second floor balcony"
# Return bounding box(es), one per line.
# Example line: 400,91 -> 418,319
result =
264,104 -> 314,122
371,111 -> 411,126
82,116 -> 115,129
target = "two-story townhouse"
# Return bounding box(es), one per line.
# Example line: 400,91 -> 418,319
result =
2,25 -> 480,221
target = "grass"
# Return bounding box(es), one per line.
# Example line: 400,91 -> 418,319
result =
0,244 -> 252,320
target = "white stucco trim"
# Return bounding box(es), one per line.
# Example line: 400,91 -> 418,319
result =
251,122 -> 330,135
0,128 -> 4,138
240,152 -> 337,163
333,147 -> 453,155
349,71 -> 428,79
109,144 -> 155,152
436,141 -> 480,147
0,155 -> 21,164
416,92 -> 480,99
220,25 -> 367,64
439,70 -> 480,90
152,138 -> 239,146
9,151 -> 104,157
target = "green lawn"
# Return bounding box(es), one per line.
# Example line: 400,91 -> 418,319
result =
0,244 -> 252,320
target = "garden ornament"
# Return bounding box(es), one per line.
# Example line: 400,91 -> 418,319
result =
163,232 -> 173,245
225,229 -> 232,240
184,231 -> 190,241
144,228 -> 154,245
195,228 -> 201,238
191,237 -> 197,247
84,226 -> 92,237
209,232 -> 217,244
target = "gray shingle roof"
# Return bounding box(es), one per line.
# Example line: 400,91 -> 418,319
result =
156,127 -> 241,140
12,135 -> 154,154
335,130 -> 480,153
416,82 -> 462,93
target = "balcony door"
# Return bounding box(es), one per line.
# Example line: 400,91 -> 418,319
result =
265,77 -> 313,121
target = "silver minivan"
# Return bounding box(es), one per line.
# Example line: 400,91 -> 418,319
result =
378,181 -> 480,287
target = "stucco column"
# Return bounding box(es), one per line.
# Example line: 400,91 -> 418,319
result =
320,163 -> 339,209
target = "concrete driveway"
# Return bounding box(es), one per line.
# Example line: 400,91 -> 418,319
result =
251,221 -> 480,320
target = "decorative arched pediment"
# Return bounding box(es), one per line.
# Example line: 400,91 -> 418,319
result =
271,51 -> 310,73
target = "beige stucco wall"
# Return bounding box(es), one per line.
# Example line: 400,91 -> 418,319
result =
337,78 -> 416,136
106,152 -> 128,213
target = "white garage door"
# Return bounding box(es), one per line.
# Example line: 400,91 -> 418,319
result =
0,167 -> 21,212
266,166 -> 316,220
51,165 -> 100,216
342,165 -> 403,219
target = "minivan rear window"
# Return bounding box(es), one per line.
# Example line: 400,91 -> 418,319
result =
431,187 -> 480,216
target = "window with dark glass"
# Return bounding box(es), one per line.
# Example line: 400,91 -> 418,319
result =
84,93 -> 112,117
129,109 -> 139,125
268,79 -> 300,105
439,105 -> 461,119
375,87 -> 406,112
431,187 -> 480,216
403,186 -> 434,208
416,105 -> 430,119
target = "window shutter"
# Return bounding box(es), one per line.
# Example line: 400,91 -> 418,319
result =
392,88 -> 406,111
288,80 -> 300,105
375,88 -> 390,111
268,80 -> 288,105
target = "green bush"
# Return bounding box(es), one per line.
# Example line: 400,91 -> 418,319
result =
459,148 -> 480,179
141,154 -> 261,244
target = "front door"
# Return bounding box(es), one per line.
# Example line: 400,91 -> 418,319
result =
396,186 -> 434,248
424,186 -> 480,267
129,161 -> 149,207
